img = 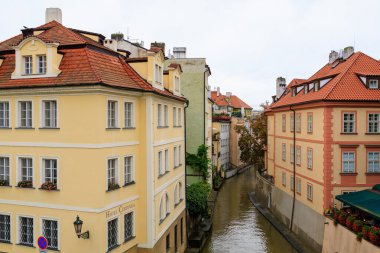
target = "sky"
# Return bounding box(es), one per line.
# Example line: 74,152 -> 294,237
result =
1,0 -> 380,109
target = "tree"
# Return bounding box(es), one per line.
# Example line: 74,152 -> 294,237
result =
234,107 -> 267,172
186,144 -> 210,181
186,182 -> 211,218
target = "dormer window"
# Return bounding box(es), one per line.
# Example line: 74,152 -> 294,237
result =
291,88 -> 296,97
175,76 -> 180,92
24,56 -> 32,75
369,79 -> 379,89
155,64 -> 163,84
38,55 -> 47,74
304,85 -> 308,94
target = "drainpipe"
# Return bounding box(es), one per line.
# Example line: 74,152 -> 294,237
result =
184,99 -> 189,247
290,105 -> 296,231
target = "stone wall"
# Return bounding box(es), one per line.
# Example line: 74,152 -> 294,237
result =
255,171 -> 324,253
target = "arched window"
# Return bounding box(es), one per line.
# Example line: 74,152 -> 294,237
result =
179,182 -> 183,200
174,184 -> 179,204
165,193 -> 170,215
159,196 -> 165,221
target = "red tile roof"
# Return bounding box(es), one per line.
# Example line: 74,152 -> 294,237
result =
211,91 -> 252,109
271,52 -> 380,109
0,21 -> 185,102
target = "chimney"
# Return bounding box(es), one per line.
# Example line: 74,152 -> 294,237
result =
329,50 -> 339,64
217,87 -> 220,97
343,46 -> 354,60
276,77 -> 286,99
45,8 -> 62,24
173,47 -> 187,58
150,42 -> 165,53
226,92 -> 232,98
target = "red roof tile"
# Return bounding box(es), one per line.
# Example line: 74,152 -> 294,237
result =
271,52 -> 380,109
211,91 -> 252,109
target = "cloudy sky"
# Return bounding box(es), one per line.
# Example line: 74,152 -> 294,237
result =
1,0 -> 379,109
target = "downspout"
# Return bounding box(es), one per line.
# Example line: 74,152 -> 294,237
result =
290,105 -> 296,231
184,99 -> 189,247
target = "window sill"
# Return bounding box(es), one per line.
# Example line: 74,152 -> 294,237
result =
123,236 -> 136,244
174,165 -> 181,169
340,172 -> 358,176
123,181 -> 136,187
159,213 -> 170,225
38,188 -> 60,191
16,243 -> 35,248
123,127 -> 136,130
174,199 -> 183,208
106,127 -> 121,130
340,132 -> 358,135
15,127 -> 34,130
365,132 -> 380,135
0,185 -> 11,187
366,172 -> 380,176
173,126 -> 182,128
106,186 -> 121,192
158,171 -> 170,178
39,127 -> 60,130
0,240 -> 11,244
106,244 -> 120,253
0,127 -> 11,129
15,186 -> 35,189
157,126 -> 169,129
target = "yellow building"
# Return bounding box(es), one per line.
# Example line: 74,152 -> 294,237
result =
265,48 -> 380,250
0,10 -> 186,253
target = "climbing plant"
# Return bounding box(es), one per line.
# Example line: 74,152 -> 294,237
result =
186,144 -> 210,181
186,182 -> 211,218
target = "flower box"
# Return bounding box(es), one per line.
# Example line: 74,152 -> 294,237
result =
353,220 -> 363,233
0,179 -> 9,186
108,183 -> 120,191
363,225 -> 371,240
369,227 -> 380,245
17,180 -> 33,188
40,181 -> 57,191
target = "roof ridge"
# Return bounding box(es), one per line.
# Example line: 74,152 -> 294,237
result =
324,52 -> 362,99
84,48 -> 102,83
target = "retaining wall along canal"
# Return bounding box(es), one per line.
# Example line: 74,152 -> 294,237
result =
255,171 -> 324,253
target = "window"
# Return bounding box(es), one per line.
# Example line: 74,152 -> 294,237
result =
107,101 -> 118,128
180,218 -> 184,244
108,218 -> 118,251
165,149 -> 169,172
19,216 -> 33,246
173,107 -> 177,126
124,102 -> 133,128
158,151 -> 164,175
294,145 -> 300,165
290,144 -> 294,163
178,108 -> 182,126
166,233 -> 170,251
369,79 -> 379,89
296,113 -> 301,132
38,55 -> 47,74
174,184 -> 179,204
174,146 -> 178,167
342,152 -> 355,173
124,212 -> 134,242
179,182 -> 183,200
290,113 -> 294,132
23,56 -> 32,75
368,152 -> 379,173
368,113 -> 380,133
307,113 -> 313,133
343,112 -> 355,133
282,114 -> 286,132
0,157 -> 10,186
42,219 -> 58,250
179,145 -> 182,165
19,157 -> 33,186
0,102 -> 9,128
296,178 -> 301,194
282,172 -> 286,186
282,143 -> 286,161
124,156 -> 134,184
18,101 -> 32,128
307,184 -> 313,201
107,158 -> 118,189
165,194 -> 170,215
175,225 -> 178,251
43,159 -> 57,186
164,105 -> 168,126
159,197 -> 165,221
307,148 -> 313,170
155,64 -> 163,84
158,104 -> 162,127
0,214 -> 11,243
42,100 -> 57,128
290,175 -> 294,191
175,76 -> 180,92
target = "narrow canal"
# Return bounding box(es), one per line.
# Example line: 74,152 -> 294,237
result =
201,168 -> 298,253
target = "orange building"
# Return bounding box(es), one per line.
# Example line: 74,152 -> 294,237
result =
265,48 -> 380,251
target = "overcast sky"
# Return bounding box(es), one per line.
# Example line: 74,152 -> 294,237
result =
1,0 -> 380,109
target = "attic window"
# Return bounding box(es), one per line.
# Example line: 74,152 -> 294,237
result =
291,88 -> 297,97
369,79 -> 379,89
38,55 -> 47,74
296,85 -> 303,93
319,78 -> 332,88
304,85 -> 308,94
23,56 -> 32,75
308,82 -> 314,91
314,82 -> 320,91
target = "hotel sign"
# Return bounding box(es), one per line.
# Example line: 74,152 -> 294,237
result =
106,203 -> 135,218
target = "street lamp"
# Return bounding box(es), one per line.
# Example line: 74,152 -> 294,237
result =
73,215 -> 90,239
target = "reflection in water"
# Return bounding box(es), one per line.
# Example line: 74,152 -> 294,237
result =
201,168 -> 298,253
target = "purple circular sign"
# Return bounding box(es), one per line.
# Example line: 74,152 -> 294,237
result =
37,236 -> 48,250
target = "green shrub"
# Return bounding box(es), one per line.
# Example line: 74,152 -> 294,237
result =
186,182 -> 211,218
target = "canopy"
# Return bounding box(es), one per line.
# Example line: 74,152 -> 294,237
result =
336,184 -> 380,220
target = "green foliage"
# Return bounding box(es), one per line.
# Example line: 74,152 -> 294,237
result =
186,145 -> 210,181
231,111 -> 242,118
111,32 -> 124,41
234,106 -> 267,171
186,182 -> 211,218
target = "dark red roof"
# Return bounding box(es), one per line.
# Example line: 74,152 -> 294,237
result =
271,52 -> 380,109
0,21 -> 185,102
211,91 -> 252,109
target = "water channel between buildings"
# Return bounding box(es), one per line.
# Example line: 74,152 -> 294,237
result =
201,168 -> 298,253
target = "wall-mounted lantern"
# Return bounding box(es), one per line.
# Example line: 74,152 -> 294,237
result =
73,215 -> 90,239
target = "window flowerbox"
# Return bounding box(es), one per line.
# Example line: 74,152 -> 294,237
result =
40,181 -> 57,191
108,183 -> 120,191
0,179 -> 9,186
17,180 -> 33,188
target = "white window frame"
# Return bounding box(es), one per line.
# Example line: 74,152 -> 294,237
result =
282,143 -> 286,161
179,145 -> 182,165
290,175 -> 294,191
307,184 -> 313,201
290,144 -> 294,163
107,100 -> 118,128
368,113 -> 380,133
17,156 -> 34,186
165,149 -> 169,172
342,151 -> 355,173
173,107 -> 177,126
296,178 -> 301,194
158,151 -> 164,176
174,184 -> 179,205
282,172 -> 286,186
159,195 -> 165,222
296,146 -> 301,165
282,114 -> 286,132
41,99 -> 58,128
0,101 -> 10,128
23,56 -> 33,75
369,79 -> 379,89
41,217 -> 59,250
0,212 -> 11,243
17,215 -> 35,247
307,113 -> 313,133
0,156 -> 10,186
290,113 -> 294,132
296,113 -> 301,132
124,155 -> 134,185
37,55 -> 47,75
307,148 -> 313,170
17,100 -> 33,128
124,101 -> 134,128
164,105 -> 168,126
157,104 -> 162,127
41,157 -> 59,188
174,146 -> 178,168
107,157 -> 119,189
155,64 -> 163,84
178,108 -> 182,126
343,113 -> 355,133
368,151 -> 379,173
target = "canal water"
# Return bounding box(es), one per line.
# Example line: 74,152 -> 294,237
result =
201,168 -> 298,253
